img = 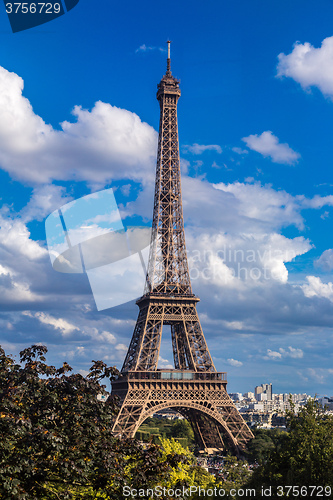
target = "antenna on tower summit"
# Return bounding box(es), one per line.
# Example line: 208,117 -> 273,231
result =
166,40 -> 171,74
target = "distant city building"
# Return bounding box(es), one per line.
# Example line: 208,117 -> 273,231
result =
255,383 -> 272,401
225,390 -> 318,429
154,409 -> 184,420
257,392 -> 268,401
229,392 -> 244,402
239,391 -> 313,428
317,396 -> 333,410
243,392 -> 255,400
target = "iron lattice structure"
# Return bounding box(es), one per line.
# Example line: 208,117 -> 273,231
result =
111,43 -> 253,455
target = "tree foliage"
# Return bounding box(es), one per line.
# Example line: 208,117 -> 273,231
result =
245,428 -> 287,464
137,417 -> 195,448
247,399 -> 333,488
0,345 -> 184,499
157,437 -> 215,499
3,345 -> 331,499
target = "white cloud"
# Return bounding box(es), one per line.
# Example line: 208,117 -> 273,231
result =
135,44 -> 165,53
302,194 -> 333,209
0,66 -> 157,186
227,358 -> 243,367
93,330 -> 117,344
115,343 -> 128,352
0,265 -> 38,303
302,276 -> 333,302
258,233 -> 311,284
308,368 -> 325,384
242,131 -> 300,165
263,347 -> 303,361
212,181 -> 305,230
20,185 -> 73,223
158,356 -> 174,369
0,215 -> 47,260
315,249 -> 333,271
136,44 -> 153,52
279,346 -> 304,359
321,211 -> 329,220
232,147 -> 248,155
33,312 -> 78,336
170,179 -> 313,291
265,349 -> 282,360
0,264 -> 13,277
277,37 -> 333,97
222,321 -> 245,331
204,252 -> 236,286
183,143 -> 222,155
62,347 -> 86,361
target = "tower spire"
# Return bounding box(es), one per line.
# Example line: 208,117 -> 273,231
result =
166,40 -> 171,74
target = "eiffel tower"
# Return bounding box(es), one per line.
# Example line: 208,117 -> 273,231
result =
111,42 -> 253,455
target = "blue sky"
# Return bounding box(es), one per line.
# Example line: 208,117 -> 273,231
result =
1,0 -> 333,396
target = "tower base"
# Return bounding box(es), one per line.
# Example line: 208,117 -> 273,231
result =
111,370 -> 253,455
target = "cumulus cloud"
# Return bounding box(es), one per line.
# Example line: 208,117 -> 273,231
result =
183,143 -> 222,155
158,356 -> 174,369
0,264 -> 38,304
280,346 -> 304,359
302,276 -> 333,302
242,131 -> 300,165
222,321 -> 245,331
20,185 -> 73,223
264,346 -> 304,361
115,343 -> 128,352
188,230 -> 311,288
0,209 -> 94,314
307,368 -> 325,384
316,249 -> 333,271
265,349 -> 282,360
232,147 -> 248,155
23,311 -> 79,336
212,181 -> 305,230
0,66 -> 157,186
135,178 -> 327,296
0,208 -> 140,368
227,358 -> 243,367
0,215 -> 47,260
93,330 -> 117,344
277,37 -> 333,97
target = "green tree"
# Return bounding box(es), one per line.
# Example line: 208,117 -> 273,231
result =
166,419 -> 194,448
0,345 -> 183,499
157,437 -> 215,498
246,428 -> 286,464
214,455 -> 253,498
247,398 -> 333,489
137,416 -> 195,448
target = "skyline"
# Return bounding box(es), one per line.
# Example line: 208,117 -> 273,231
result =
1,1 -> 333,395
